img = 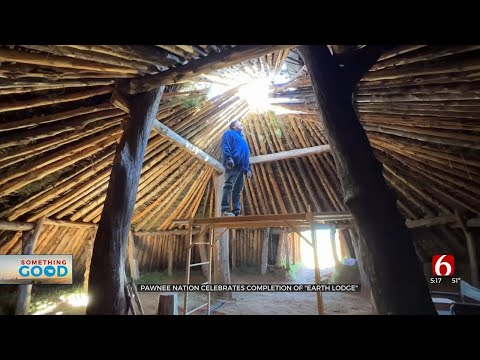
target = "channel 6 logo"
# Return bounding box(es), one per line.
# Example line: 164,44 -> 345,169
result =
432,255 -> 455,276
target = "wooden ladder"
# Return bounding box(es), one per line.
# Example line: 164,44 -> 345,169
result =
184,224 -> 214,315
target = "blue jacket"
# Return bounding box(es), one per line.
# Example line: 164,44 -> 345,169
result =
221,129 -> 251,173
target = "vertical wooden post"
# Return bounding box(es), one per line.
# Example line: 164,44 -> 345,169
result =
456,211 -> 479,287
184,224 -> 193,315
310,222 -> 324,315
157,293 -> 178,315
292,233 -> 297,265
231,229 -> 237,270
330,226 -> 340,266
338,230 -> 349,259
342,229 -> 356,259
213,174 -> 231,297
167,236 -> 174,277
197,228 -> 209,277
283,228 -> 290,271
15,216 -> 46,315
127,231 -> 139,280
86,86 -> 164,315
301,45 -> 436,315
348,228 -> 372,299
261,228 -> 270,275
83,227 -> 96,292
275,233 -> 283,268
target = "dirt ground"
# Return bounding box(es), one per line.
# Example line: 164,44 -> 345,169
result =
32,265 -> 373,315
139,266 -> 374,315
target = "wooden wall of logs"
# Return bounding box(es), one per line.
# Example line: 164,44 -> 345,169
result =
1,45 -> 479,281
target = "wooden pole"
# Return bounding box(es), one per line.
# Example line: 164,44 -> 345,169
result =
301,45 -> 436,315
330,226 -> 340,266
83,227 -> 96,292
15,216 -> 46,315
231,229 -> 237,270
86,86 -> 164,315
310,222 -> 324,315
261,229 -> 270,275
284,227 -> 290,271
213,174 -> 231,298
167,236 -> 174,277
249,145 -> 331,164
157,293 -> 178,315
152,120 -> 225,174
455,211 -> 479,287
0,218 -> 96,231
275,233 -> 282,268
292,233 -> 296,265
127,232 -> 139,280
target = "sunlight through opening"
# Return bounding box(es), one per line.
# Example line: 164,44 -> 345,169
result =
238,78 -> 272,114
299,229 -> 342,271
60,293 -> 89,307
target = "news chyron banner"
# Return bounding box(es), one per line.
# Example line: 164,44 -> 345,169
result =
0,255 -> 73,285
138,284 -> 361,292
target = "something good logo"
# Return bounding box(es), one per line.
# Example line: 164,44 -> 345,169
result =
432,255 -> 455,276
0,255 -> 72,284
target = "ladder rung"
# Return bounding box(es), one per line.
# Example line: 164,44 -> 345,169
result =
201,282 -> 209,285
190,261 -> 210,267
186,303 -> 209,315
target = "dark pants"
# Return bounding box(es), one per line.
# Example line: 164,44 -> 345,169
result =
221,166 -> 244,214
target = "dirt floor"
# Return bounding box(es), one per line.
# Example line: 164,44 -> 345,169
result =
139,266 -> 374,315
29,264 -> 374,315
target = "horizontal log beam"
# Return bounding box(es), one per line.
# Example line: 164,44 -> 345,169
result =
129,45 -> 293,94
0,48 -> 137,74
406,216 -> 456,228
0,218 -> 97,231
406,215 -> 480,228
467,217 -> 480,227
134,229 -> 199,236
249,145 -> 331,164
152,120 -> 225,174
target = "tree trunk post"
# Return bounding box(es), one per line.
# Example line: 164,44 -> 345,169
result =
86,86 -> 164,315
261,228 -> 270,275
213,174 -> 231,298
300,45 -> 436,314
15,216 -> 46,315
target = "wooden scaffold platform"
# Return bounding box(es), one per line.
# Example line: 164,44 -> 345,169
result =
173,210 -> 353,315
